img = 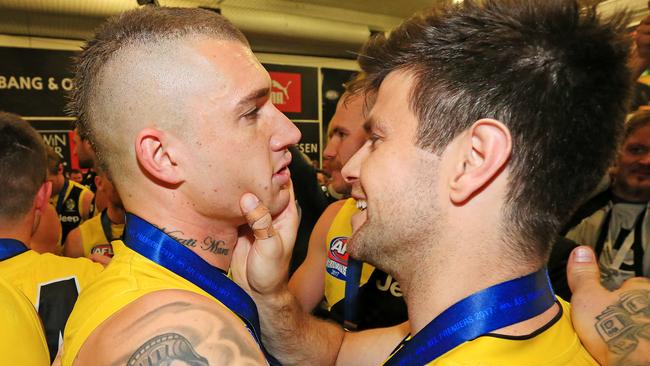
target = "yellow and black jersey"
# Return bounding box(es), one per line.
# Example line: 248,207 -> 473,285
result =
0,276 -> 50,365
62,240 -> 252,366
78,209 -> 124,258
321,198 -> 408,329
385,298 -> 597,365
0,246 -> 102,362
50,178 -> 93,243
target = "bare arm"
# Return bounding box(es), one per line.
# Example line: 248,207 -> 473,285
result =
74,290 -> 266,366
63,228 -> 85,258
288,200 -> 345,312
568,246 -> 650,366
79,190 -> 94,221
232,192 -> 404,365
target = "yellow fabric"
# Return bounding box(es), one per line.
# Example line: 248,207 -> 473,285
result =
323,198 -> 375,310
385,298 -> 597,366
62,240 -> 248,366
0,277 -> 50,365
0,250 -> 102,306
78,213 -> 124,257
49,179 -> 92,220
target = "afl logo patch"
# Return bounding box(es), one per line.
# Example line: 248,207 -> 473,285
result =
91,244 -> 114,257
326,236 -> 349,280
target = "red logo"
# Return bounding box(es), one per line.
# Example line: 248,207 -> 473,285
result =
327,236 -> 349,265
90,244 -> 114,257
269,72 -> 301,113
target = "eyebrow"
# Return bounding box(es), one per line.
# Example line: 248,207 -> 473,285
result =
363,115 -> 386,134
236,87 -> 270,109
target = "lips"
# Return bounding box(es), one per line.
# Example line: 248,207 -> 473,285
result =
273,152 -> 292,186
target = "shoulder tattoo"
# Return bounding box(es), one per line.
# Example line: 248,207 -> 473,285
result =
128,333 -> 209,366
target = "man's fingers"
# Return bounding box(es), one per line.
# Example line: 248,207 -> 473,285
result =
567,246 -> 604,296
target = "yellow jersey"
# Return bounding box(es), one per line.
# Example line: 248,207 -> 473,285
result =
0,249 -> 103,362
322,198 -> 408,329
50,179 -> 93,243
78,210 -> 124,258
62,240 -> 252,366
0,276 -> 50,365
385,298 -> 597,366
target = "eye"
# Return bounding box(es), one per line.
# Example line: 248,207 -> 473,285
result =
369,133 -> 382,148
243,106 -> 260,120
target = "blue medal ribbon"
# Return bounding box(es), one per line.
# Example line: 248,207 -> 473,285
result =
343,257 -> 362,330
55,178 -> 70,214
123,213 -> 280,366
384,268 -> 555,366
0,238 -> 28,261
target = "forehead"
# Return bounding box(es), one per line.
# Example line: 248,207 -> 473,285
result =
626,124 -> 650,145
367,71 -> 417,134
185,38 -> 270,99
331,94 -> 366,130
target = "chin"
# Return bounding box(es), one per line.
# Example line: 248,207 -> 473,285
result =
266,190 -> 291,216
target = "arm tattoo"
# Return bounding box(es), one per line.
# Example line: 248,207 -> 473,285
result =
128,333 -> 209,366
595,289 -> 650,366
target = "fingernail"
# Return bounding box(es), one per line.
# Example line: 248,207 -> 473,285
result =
574,247 -> 594,263
242,194 -> 260,211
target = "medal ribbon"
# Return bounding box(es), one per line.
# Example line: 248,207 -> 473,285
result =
384,268 -> 555,366
123,213 -> 280,365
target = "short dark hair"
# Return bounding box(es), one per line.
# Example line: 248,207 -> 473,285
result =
359,0 -> 632,261
67,6 -> 249,173
624,109 -> 650,140
0,112 -> 47,221
46,145 -> 62,176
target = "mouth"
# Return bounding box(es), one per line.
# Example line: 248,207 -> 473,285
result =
273,153 -> 292,186
356,199 -> 367,211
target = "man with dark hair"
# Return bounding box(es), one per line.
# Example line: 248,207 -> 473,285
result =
47,145 -> 94,243
0,111 -> 102,362
567,109 -> 650,290
233,1 -> 637,364
64,166 -> 124,261
69,169 -> 83,184
61,6 -> 299,366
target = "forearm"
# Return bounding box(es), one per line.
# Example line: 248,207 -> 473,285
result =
256,287 -> 344,366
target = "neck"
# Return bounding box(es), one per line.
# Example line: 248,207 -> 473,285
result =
0,216 -> 33,248
128,207 -> 237,272
401,241 -> 545,336
52,176 -> 65,196
107,204 -> 126,224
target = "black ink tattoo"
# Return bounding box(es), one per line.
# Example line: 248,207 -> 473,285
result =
595,289 -> 650,365
128,333 -> 209,366
159,227 -> 198,248
201,237 -> 229,256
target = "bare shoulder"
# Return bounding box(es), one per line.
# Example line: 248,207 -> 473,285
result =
75,289 -> 267,366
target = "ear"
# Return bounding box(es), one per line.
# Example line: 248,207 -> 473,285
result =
449,119 -> 512,203
34,181 -> 52,214
94,175 -> 105,193
135,128 -> 184,186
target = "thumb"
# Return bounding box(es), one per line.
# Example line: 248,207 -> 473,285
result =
567,246 -> 603,297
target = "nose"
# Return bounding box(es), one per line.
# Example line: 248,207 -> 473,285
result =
271,112 -> 302,151
342,140 -> 370,185
323,137 -> 339,160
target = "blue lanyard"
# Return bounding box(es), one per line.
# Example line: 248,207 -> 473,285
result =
0,238 -> 28,261
343,257 -> 362,330
55,178 -> 69,213
123,214 -> 280,365
384,268 -> 555,366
